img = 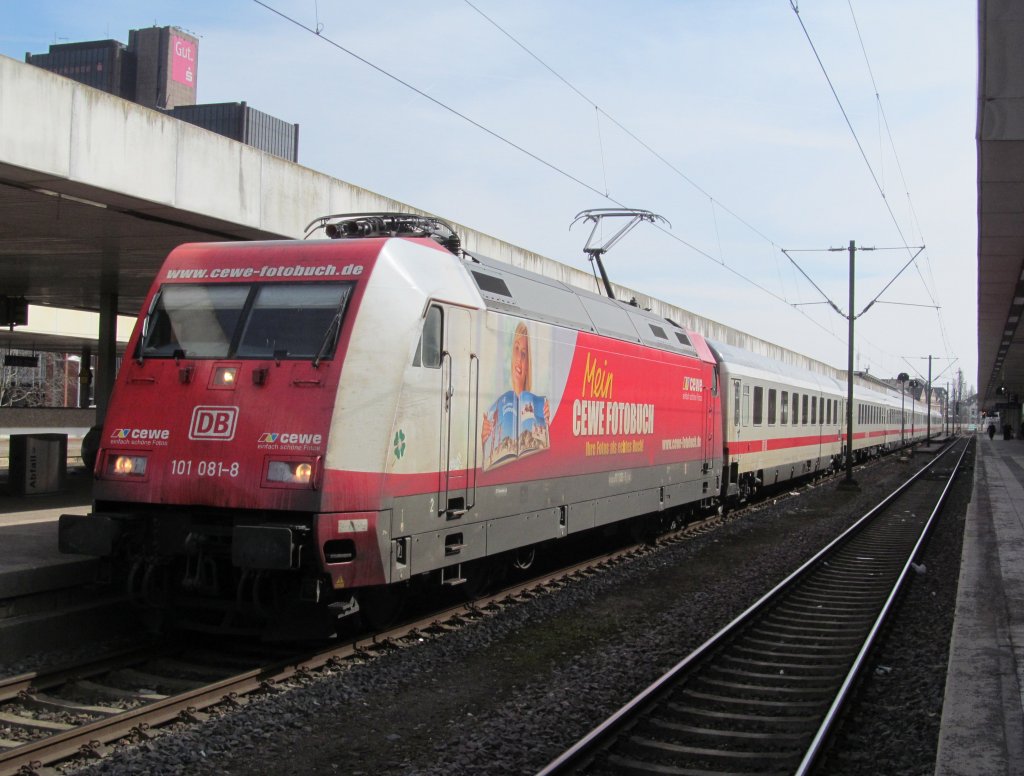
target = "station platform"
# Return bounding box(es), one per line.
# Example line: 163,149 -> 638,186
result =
0,466 -> 95,598
935,433 -> 1024,775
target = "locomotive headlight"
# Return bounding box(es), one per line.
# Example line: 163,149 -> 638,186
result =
265,458 -> 319,488
212,366 -> 238,387
108,454 -> 148,477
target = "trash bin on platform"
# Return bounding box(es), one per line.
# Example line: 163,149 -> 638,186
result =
8,433 -> 67,496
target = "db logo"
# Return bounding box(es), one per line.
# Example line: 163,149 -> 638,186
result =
189,406 -> 239,441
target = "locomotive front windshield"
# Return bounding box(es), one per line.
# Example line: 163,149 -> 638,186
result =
139,282 -> 354,360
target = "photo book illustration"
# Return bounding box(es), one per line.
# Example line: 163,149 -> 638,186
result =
483,390 -> 549,471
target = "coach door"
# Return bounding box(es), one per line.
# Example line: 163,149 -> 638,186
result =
703,366 -> 719,473
440,306 -> 477,516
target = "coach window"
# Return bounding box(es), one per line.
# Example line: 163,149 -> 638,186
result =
753,386 -> 763,425
826,400 -> 832,425
781,391 -> 789,424
792,393 -> 800,425
802,394 -> 809,425
742,385 -> 750,426
811,396 -> 817,425
768,389 -> 777,425
414,305 -> 443,368
733,381 -> 741,427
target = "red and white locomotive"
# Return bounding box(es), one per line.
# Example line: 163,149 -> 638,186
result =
58,213 -> 935,634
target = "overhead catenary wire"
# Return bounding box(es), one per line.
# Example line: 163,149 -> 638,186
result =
252,0 -> 847,344
847,0 -> 953,373
253,0 -> 932,374
793,0 -> 956,368
252,0 -> 609,202
462,0 -> 922,366
462,0 -> 781,249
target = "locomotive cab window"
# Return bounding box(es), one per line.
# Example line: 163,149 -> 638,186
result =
237,283 -> 352,360
414,305 -> 443,369
140,281 -> 354,361
141,284 -> 248,358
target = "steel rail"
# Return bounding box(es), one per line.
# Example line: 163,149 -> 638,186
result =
795,437 -> 971,774
0,532 -> 667,775
537,436 -> 967,775
0,645 -> 169,703
0,447 -> 900,775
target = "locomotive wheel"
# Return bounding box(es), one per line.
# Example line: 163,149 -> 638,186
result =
358,584 -> 408,630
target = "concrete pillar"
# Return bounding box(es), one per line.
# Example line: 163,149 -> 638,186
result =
79,344 -> 92,409
95,292 -> 118,425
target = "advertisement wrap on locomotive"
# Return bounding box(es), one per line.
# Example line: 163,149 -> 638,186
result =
58,213 -> 933,635
58,214 -> 724,634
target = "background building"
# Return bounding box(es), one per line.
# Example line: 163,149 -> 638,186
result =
26,26 -> 297,161
128,26 -> 198,110
168,102 -> 299,164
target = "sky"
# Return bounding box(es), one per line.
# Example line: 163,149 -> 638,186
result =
1,1 -> 979,391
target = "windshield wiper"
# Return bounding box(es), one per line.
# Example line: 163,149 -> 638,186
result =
312,311 -> 344,368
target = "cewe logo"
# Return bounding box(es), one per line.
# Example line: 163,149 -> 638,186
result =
111,428 -> 170,441
259,431 -> 322,445
189,406 -> 239,441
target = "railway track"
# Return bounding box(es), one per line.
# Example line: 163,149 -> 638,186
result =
538,436 -> 970,776
0,528 -> 697,776
0,452 -> 897,775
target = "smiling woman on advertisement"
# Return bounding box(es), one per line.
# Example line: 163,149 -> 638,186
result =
481,320 -> 552,471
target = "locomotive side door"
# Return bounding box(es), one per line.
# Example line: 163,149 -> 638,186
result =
440,305 -> 477,516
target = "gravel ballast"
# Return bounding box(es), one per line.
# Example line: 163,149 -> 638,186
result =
66,448 -> 972,776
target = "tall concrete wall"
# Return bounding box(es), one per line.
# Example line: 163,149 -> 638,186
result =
2,53 -> 842,381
